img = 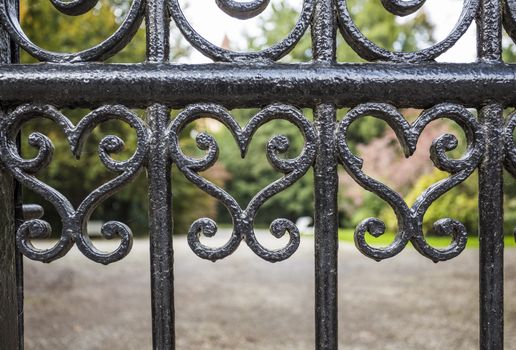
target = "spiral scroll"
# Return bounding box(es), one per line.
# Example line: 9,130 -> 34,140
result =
336,0 -> 479,62
0,0 -> 144,62
168,103 -> 317,262
168,0 -> 314,62
336,103 -> 484,262
0,104 -> 149,264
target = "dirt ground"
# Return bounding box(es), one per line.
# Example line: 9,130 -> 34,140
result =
22,232 -> 516,349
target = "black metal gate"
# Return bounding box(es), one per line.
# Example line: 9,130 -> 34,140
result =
0,0 -> 514,349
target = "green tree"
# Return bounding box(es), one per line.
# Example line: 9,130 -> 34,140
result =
381,169 -> 479,235
380,169 -> 516,237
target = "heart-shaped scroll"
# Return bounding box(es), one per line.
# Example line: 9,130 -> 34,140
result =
0,104 -> 148,264
336,103 -> 484,262
168,103 -> 317,262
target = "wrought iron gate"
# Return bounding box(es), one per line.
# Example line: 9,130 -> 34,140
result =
0,0 -> 515,348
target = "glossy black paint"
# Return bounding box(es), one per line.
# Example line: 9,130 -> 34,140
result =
146,0 -> 175,346
0,0 -> 21,347
0,0 -> 515,349
337,103 -> 483,262
478,1 -> 505,349
0,63 -> 516,109
312,0 -> 339,349
169,103 -> 315,262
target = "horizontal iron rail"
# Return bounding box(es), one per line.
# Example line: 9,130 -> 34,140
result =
0,62 -> 515,109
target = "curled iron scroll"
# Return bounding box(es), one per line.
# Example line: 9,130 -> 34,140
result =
168,0 -> 314,62
215,0 -> 270,19
49,0 -> 98,16
503,0 -> 516,43
505,111 -> 516,176
380,0 -> 425,16
168,103 -> 317,262
0,104 -> 149,264
336,0 -> 479,62
504,111 -> 516,241
336,103 -> 484,262
0,0 -> 144,62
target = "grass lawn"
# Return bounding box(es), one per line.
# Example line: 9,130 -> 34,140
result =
337,229 -> 516,248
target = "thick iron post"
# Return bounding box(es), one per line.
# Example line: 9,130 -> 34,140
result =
146,0 -> 174,348
0,163 -> 21,350
0,0 -> 22,347
312,1 -> 338,349
477,0 -> 504,349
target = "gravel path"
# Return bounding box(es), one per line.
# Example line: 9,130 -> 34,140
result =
22,232 -> 516,349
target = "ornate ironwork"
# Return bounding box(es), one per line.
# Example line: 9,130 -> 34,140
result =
503,0 -> 516,42
505,110 -> 516,238
336,103 -> 484,262
169,0 -> 314,61
169,103 -> 317,262
506,110 -> 516,240
505,110 -> 516,176
0,0 -> 144,62
336,0 -> 479,62
0,0 -> 513,348
215,0 -> 270,19
0,104 -> 148,264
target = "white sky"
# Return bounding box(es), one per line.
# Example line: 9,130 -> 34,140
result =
177,0 -> 476,63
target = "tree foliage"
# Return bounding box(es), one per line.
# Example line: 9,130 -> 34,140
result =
381,169 -> 479,235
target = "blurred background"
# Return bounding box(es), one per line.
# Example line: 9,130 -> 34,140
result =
15,0 -> 516,349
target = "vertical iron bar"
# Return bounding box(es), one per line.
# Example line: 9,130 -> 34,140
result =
14,157 -> 23,350
146,0 -> 174,347
0,0 -> 21,347
477,1 -> 504,349
312,1 -> 338,349
13,14 -> 22,350
147,105 -> 174,349
478,102 -> 505,350
0,164 -> 21,350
